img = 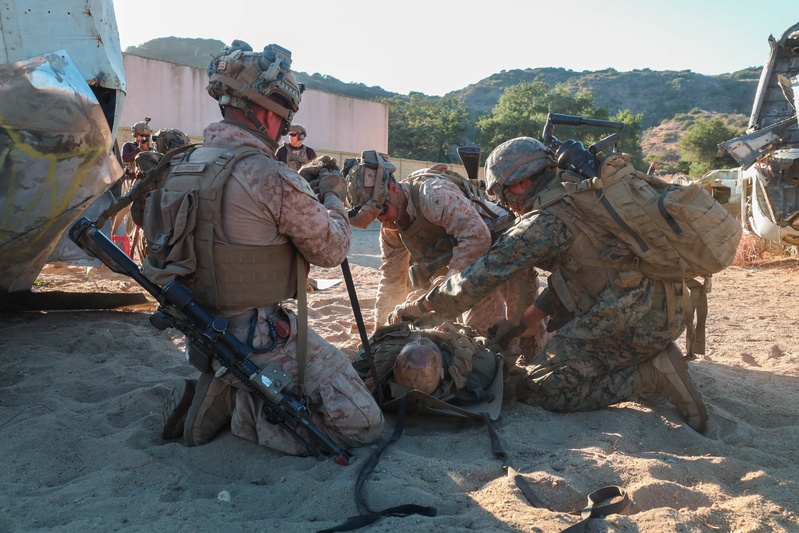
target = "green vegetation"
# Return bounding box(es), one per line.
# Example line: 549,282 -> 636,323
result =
125,38 -> 762,169
381,93 -> 468,163
678,118 -> 743,177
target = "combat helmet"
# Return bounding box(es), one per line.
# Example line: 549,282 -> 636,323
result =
288,124 -> 307,141
131,117 -> 152,137
393,335 -> 445,395
484,137 -> 555,195
345,150 -> 396,222
206,40 -> 302,135
152,128 -> 190,154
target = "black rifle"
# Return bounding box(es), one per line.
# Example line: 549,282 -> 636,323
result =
69,217 -> 353,466
541,112 -> 625,180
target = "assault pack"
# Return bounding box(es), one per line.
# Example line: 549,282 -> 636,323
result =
538,113 -> 743,357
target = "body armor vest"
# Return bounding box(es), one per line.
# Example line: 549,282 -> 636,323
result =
146,145 -> 301,310
397,181 -> 456,284
283,143 -> 310,171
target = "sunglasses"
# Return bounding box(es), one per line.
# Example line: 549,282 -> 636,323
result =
379,202 -> 389,216
288,132 -> 298,137
139,136 -> 150,142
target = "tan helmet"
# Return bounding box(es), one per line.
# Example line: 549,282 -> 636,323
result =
131,117 -> 152,137
345,150 -> 396,211
206,40 -> 302,134
393,335 -> 445,395
152,128 -> 190,154
289,124 -> 307,141
484,137 -> 555,195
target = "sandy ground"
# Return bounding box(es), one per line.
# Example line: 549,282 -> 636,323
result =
1,226 -> 799,533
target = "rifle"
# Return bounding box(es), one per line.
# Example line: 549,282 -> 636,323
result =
69,216 -> 353,466
541,112 -> 625,180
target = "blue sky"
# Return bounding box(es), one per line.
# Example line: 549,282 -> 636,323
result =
113,0 -> 799,96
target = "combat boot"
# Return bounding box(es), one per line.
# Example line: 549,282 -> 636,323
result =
162,371 -> 237,447
633,342 -> 708,433
162,378 -> 196,440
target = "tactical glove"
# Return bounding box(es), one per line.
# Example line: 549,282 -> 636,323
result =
388,297 -> 431,325
299,155 -> 339,180
317,170 -> 347,202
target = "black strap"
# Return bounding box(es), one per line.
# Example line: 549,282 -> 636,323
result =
317,397 -> 436,533
562,485 -> 630,533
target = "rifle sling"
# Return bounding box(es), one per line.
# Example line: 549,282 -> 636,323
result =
316,396 -> 436,533
296,255 -> 308,393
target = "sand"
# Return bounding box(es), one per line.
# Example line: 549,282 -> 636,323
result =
1,226 -> 798,532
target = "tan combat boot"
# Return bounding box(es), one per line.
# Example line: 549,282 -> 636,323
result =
183,371 -> 236,447
633,342 -> 708,433
162,378 -> 196,440
162,372 -> 236,446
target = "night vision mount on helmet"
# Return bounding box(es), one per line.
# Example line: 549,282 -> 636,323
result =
131,117 -> 152,137
206,40 -> 304,136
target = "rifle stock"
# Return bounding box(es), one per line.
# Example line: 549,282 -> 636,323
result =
69,217 -> 353,465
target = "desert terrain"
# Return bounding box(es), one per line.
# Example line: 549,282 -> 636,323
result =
1,227 -> 798,532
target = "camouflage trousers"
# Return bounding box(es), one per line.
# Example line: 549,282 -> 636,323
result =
516,304 -> 683,412
214,306 -> 384,456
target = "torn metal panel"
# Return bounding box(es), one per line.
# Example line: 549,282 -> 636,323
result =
0,50 -> 123,292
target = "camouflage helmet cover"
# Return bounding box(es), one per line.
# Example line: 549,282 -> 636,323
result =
345,151 -> 397,209
393,335 -> 445,395
206,40 -> 302,131
131,117 -> 152,136
152,128 -> 190,154
484,137 -> 555,195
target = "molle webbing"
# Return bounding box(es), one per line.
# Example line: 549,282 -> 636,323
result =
177,146 -> 298,310
286,144 -> 309,169
194,241 -> 297,309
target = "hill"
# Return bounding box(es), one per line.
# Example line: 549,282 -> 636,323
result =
125,37 -> 760,164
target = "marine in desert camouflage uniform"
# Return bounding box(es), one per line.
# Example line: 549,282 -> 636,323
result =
151,40 -> 383,455
392,137 -> 709,433
346,157 -> 540,343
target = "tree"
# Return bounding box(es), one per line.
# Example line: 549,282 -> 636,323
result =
678,118 -> 740,177
474,81 -> 644,165
610,109 -> 645,169
381,93 -> 468,163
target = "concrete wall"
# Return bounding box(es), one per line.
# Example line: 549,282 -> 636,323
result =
118,54 -> 387,154
117,54 -> 484,181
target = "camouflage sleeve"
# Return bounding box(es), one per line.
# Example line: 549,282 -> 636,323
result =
426,211 -> 574,317
276,167 -> 351,267
374,226 -> 412,327
420,180 -> 491,272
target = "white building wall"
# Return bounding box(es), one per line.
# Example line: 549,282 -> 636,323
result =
118,54 -> 388,154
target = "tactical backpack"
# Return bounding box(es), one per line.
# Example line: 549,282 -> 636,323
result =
353,319 -> 504,420
535,152 -> 743,356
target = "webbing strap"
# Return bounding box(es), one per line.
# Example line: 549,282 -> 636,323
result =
561,486 -> 630,533
316,397 -> 436,533
684,277 -> 709,359
296,255 -> 308,392
94,143 -> 198,228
